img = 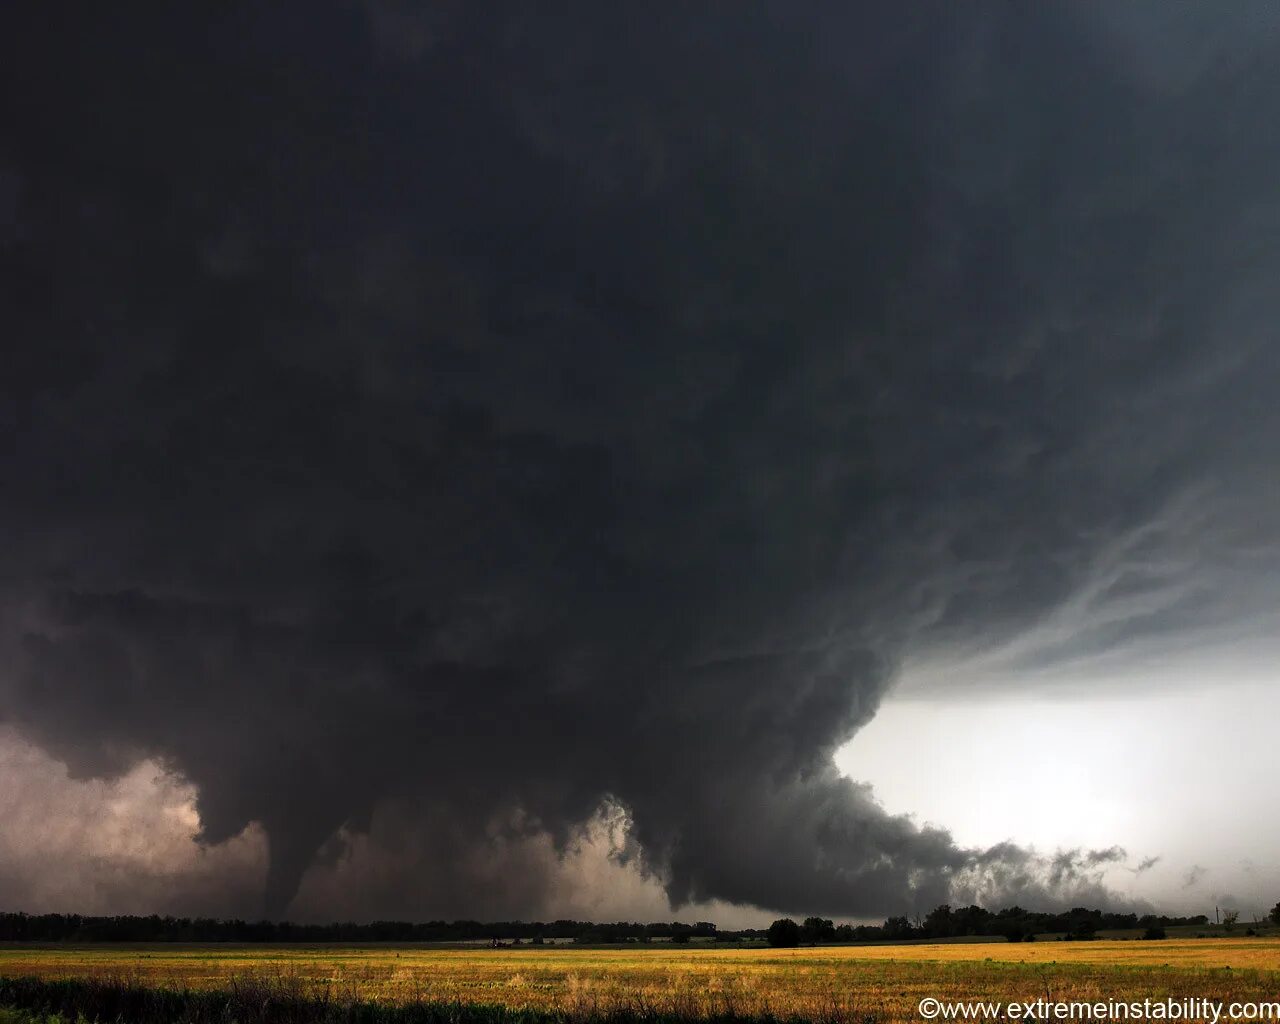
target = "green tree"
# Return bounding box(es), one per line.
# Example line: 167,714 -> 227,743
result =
767,918 -> 801,948
882,916 -> 915,940
1270,903 -> 1280,927
802,917 -> 836,943
924,904 -> 956,938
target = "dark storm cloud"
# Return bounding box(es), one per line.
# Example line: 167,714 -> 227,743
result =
948,844 -> 1131,913
1133,856 -> 1161,875
2,2 -> 1279,918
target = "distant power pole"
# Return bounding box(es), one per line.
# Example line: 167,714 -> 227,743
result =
1215,906 -> 1220,924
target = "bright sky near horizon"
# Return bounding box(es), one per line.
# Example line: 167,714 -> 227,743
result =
837,681 -> 1280,921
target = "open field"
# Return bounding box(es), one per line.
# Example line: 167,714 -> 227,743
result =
3,940 -> 1279,1023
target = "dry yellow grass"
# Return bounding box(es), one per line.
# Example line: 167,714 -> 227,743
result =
2,940 -> 1278,1023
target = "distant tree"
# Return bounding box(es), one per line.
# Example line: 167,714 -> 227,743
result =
1064,920 -> 1098,941
882,916 -> 915,941
924,904 -> 956,938
670,932 -> 690,944
951,905 -> 992,937
1270,903 -> 1280,927
767,918 -> 801,948
1222,910 -> 1240,932
1142,926 -> 1166,940
802,917 -> 836,943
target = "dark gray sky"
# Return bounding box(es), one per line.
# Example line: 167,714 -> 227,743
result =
2,2 -> 1278,924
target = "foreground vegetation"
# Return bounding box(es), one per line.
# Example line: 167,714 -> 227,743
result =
0,976 -> 688,1024
2,940 -> 1279,1023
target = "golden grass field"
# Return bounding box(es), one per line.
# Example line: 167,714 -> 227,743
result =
2,940 -> 1278,1023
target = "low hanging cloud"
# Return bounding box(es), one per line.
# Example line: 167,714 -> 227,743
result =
1131,856 -> 1162,875
0,729 -> 265,916
2,2 -> 1279,920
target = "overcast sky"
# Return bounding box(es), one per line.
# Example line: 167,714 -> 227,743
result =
2,2 -> 1279,925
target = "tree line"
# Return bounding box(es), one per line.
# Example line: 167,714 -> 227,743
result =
3,903 -> 1256,945
0,913 -> 720,944
766,905 -> 1220,947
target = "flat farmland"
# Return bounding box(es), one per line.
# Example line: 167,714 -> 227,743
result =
2,940 -> 1279,1023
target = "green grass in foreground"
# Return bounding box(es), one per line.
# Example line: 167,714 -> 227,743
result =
2,940 -> 1278,1024
0,976 -> 799,1024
